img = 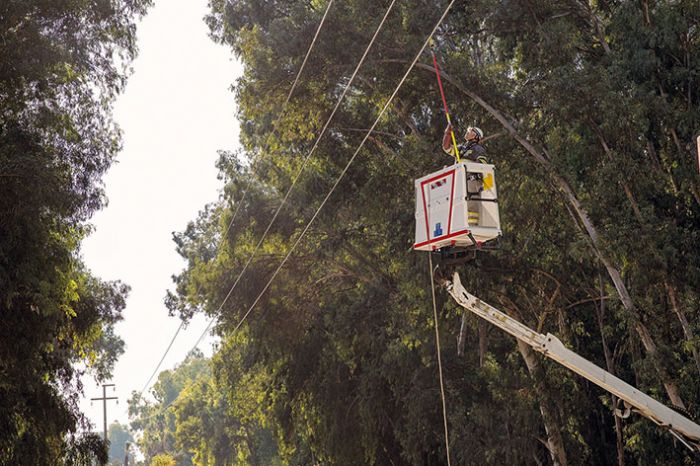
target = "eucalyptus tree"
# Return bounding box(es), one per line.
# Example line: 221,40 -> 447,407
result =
167,0 -> 699,464
0,0 -> 151,464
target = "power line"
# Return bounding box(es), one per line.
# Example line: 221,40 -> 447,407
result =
229,0 -> 457,334
132,385 -> 185,423
137,0 -> 457,426
285,0 -> 335,106
136,1 -> 337,398
188,0 -> 399,352
222,10 -> 457,461
139,321 -> 183,397
220,0 -> 336,245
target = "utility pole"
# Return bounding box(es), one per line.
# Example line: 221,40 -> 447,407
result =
91,383 -> 118,441
124,441 -> 130,466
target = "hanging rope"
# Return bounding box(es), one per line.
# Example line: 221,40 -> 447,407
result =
430,46 -> 460,162
429,253 -> 453,466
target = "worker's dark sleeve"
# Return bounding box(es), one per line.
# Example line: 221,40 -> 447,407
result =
464,143 -> 487,162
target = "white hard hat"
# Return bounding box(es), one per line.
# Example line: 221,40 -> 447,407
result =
467,126 -> 483,140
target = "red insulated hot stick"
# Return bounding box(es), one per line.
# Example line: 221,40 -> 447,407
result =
431,48 -> 460,162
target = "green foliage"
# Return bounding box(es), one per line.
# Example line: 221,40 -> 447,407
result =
129,351 -> 281,466
107,422 -> 134,465
150,454 -> 176,466
128,352 -> 209,465
0,0 -> 151,464
63,433 -> 109,466
168,0 -> 700,464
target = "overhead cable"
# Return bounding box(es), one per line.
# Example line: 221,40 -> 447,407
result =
285,0 -> 335,106
190,0 -> 399,350
139,320 -> 184,397
137,1 -> 336,398
220,0 -> 336,246
230,0 -> 458,334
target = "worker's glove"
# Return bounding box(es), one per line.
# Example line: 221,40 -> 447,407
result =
444,123 -> 452,134
442,128 -> 453,151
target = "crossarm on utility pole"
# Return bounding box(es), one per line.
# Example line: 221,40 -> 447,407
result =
91,383 -> 118,442
444,272 -> 700,452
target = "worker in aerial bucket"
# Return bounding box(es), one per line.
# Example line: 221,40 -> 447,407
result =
442,124 -> 487,163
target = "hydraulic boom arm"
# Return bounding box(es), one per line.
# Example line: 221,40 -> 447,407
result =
444,272 -> 700,453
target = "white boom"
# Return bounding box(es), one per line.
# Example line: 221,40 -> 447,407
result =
444,272 -> 700,453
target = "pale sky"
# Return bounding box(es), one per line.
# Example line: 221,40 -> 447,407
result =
79,0 -> 242,433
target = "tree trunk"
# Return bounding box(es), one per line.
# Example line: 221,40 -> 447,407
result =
664,281 -> 700,377
589,121 -> 643,222
457,312 -> 468,357
516,339 -> 569,466
245,427 -> 261,466
596,273 -> 626,466
576,0 -> 612,54
669,127 -> 700,205
478,318 -> 488,367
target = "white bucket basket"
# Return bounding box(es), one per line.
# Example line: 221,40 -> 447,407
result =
414,162 -> 501,251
